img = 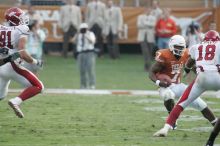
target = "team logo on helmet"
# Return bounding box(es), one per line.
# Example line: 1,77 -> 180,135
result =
5,7 -> 29,26
203,30 -> 220,42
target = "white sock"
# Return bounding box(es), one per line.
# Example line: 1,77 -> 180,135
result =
12,97 -> 22,105
164,123 -> 172,130
211,118 -> 218,124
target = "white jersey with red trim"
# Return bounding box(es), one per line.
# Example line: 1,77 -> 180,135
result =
0,24 -> 29,54
189,41 -> 220,72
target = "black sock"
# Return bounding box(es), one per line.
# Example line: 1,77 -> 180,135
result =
208,132 -> 218,142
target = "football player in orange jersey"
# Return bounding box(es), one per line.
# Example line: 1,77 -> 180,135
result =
149,35 -> 216,130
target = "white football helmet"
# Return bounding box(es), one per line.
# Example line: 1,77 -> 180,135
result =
169,35 -> 186,56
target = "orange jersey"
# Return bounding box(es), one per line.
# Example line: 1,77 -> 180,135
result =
155,49 -> 189,84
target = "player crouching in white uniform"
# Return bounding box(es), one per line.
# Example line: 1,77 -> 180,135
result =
0,7 -> 44,118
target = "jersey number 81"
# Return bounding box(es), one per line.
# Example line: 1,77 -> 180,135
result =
0,31 -> 12,49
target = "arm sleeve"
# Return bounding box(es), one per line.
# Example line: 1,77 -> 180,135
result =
117,8 -> 123,31
88,32 -> 96,44
146,16 -> 156,27
137,15 -> 144,29
16,25 -> 29,35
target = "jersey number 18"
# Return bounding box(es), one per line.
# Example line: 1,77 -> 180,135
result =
197,45 -> 216,61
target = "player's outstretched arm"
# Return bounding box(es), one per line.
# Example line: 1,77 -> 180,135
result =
18,37 -> 42,67
183,57 -> 195,76
149,62 -> 162,82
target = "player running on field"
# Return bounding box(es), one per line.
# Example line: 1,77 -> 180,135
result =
0,7 -> 44,118
153,31 -> 220,142
149,35 -> 217,130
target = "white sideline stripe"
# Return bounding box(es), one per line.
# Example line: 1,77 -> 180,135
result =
9,88 -> 159,96
8,88 -> 220,97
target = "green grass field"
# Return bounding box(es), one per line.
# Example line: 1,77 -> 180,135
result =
3,54 -> 220,146
12,54 -> 153,90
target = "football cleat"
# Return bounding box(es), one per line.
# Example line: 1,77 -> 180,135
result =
8,100 -> 24,118
172,121 -> 178,130
205,141 -> 213,146
153,127 -> 169,137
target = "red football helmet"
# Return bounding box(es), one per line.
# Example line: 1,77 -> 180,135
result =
4,7 -> 29,26
203,30 -> 220,42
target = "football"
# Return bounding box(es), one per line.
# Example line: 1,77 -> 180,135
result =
156,73 -> 172,84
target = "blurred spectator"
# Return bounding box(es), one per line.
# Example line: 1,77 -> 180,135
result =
151,0 -> 162,20
27,5 -> 44,26
59,0 -> 82,58
170,12 -> 212,38
76,23 -> 96,89
104,0 -> 123,59
185,22 -> 204,48
137,8 -> 157,71
76,0 -> 86,6
85,0 -> 105,57
14,0 -> 22,6
155,8 -> 177,49
23,20 -> 46,76
22,0 -> 31,5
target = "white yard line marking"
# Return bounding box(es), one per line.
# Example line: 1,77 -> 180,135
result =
178,126 -> 212,132
8,89 -> 220,97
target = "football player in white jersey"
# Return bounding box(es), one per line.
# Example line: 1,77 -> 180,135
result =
149,35 -> 217,130
0,7 -> 44,118
153,30 -> 220,141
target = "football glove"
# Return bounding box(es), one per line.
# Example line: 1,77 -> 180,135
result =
0,47 -> 9,55
183,67 -> 191,78
32,59 -> 43,68
159,81 -> 171,88
156,80 -> 171,88
36,60 -> 43,68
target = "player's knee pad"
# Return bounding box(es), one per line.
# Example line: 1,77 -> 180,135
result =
159,87 -> 175,101
190,97 -> 207,111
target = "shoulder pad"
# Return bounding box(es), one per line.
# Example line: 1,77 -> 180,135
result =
155,49 -> 172,62
16,25 -> 29,35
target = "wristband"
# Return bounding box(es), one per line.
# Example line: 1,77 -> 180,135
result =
2,55 -> 11,63
155,80 -> 160,86
32,58 -> 38,65
184,65 -> 192,70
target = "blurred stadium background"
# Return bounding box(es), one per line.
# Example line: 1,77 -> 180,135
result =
0,0 -> 220,53
0,0 -> 220,146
